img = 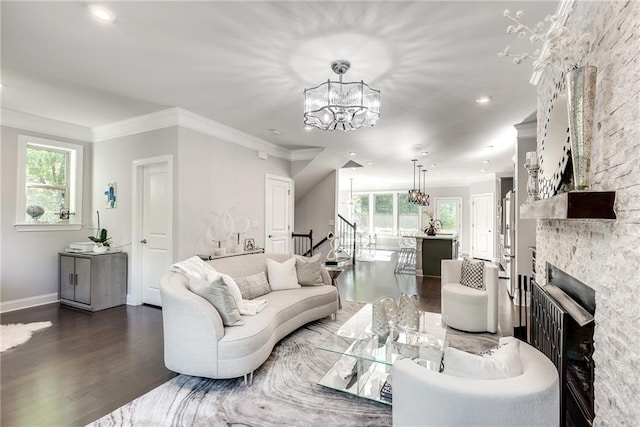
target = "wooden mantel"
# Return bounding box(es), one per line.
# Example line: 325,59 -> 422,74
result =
520,191 -> 616,220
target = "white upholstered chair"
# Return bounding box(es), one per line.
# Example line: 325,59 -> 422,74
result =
392,340 -> 560,426
441,259 -> 499,333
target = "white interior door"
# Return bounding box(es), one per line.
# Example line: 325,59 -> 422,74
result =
265,174 -> 292,254
141,162 -> 172,306
471,192 -> 494,261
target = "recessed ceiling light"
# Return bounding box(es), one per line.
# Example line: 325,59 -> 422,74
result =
268,128 -> 282,135
88,5 -> 116,23
349,151 -> 357,156
481,168 -> 488,172
430,164 -> 437,167
420,151 -> 428,156
366,161 -> 373,165
476,95 -> 492,104
484,145 -> 494,150
303,124 -> 314,131
482,160 -> 490,164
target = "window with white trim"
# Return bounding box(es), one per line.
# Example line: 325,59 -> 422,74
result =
16,135 -> 83,229
434,197 -> 462,235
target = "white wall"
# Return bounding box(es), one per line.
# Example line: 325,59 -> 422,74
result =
1,126 -> 92,306
177,127 -> 291,259
294,170 -> 336,244
91,127 -> 180,296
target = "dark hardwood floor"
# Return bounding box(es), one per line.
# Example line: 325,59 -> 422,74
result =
1,253 -> 517,426
1,303 -> 176,427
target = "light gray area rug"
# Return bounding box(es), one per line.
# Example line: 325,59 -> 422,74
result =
0,321 -> 52,352
89,302 -> 500,427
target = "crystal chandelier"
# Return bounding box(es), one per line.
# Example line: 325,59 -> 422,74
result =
303,60 -> 380,131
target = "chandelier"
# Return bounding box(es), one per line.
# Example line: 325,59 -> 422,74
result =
407,160 -> 430,206
303,60 -> 380,131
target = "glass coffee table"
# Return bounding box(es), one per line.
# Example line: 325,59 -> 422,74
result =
317,304 -> 447,405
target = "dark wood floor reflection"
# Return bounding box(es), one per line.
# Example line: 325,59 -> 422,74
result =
337,252 -> 516,335
1,303 -> 176,427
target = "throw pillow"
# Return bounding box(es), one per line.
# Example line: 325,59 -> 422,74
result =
460,258 -> 486,290
295,254 -> 324,286
442,336 -> 523,379
234,272 -> 271,300
189,277 -> 244,326
205,267 -> 243,308
266,257 -> 300,290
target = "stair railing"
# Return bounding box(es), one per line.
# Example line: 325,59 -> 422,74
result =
337,214 -> 357,265
291,230 -> 313,257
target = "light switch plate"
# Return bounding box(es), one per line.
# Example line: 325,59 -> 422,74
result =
328,220 -> 335,226
252,220 -> 260,229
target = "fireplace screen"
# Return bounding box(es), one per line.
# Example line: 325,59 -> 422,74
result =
531,263 -> 595,426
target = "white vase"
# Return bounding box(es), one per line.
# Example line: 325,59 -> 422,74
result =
93,244 -> 108,253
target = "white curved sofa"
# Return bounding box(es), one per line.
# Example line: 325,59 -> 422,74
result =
392,340 -> 559,426
160,253 -> 338,382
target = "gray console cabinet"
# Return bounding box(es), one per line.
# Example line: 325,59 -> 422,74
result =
59,252 -> 127,311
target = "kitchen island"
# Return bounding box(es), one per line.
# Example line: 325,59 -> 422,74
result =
410,234 -> 459,277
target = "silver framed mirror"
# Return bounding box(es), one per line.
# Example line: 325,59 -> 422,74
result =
538,79 -> 572,199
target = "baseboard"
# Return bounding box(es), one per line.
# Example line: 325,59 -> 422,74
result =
126,294 -> 141,306
0,292 -> 59,313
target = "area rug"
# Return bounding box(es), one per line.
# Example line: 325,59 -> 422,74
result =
88,303 -> 499,427
88,302 -> 391,427
0,321 -> 52,352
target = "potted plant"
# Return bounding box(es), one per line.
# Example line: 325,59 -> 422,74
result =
89,210 -> 111,253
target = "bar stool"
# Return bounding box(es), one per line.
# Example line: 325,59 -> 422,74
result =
395,237 -> 416,274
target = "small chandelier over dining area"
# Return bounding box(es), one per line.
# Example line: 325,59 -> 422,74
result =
407,160 -> 430,206
303,60 -> 380,132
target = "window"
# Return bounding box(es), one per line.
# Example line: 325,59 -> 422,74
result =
398,193 -> 419,235
435,197 -> 462,235
352,194 -> 370,231
373,194 -> 393,235
16,135 -> 83,230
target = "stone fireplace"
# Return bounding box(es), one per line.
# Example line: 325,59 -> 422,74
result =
534,1 -> 640,424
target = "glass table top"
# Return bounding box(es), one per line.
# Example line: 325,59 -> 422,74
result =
318,304 -> 447,370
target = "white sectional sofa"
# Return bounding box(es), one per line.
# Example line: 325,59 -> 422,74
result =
160,253 -> 338,383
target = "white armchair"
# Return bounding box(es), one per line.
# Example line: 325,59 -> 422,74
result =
392,340 -> 560,426
441,259 -> 499,333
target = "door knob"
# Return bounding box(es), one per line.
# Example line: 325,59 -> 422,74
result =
268,235 -> 273,238
140,239 -> 148,244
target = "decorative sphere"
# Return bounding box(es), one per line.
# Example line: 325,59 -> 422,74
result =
26,205 -> 45,220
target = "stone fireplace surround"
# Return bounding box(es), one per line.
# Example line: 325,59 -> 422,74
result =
534,1 -> 640,424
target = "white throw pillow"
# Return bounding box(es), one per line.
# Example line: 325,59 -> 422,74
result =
266,257 -> 300,290
204,267 -> 243,308
442,336 -> 523,379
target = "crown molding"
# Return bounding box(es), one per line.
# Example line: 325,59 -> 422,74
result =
92,108 -> 179,142
514,121 -> 537,139
175,108 -> 291,160
1,108 -> 92,142
290,147 -> 324,161
3,106 -> 323,163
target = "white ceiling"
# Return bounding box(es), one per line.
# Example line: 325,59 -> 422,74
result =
1,1 -> 556,193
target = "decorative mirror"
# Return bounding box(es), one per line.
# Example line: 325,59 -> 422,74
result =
538,79 -> 572,199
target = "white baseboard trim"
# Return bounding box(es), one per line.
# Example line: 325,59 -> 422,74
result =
126,294 -> 141,306
0,293 -> 59,313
